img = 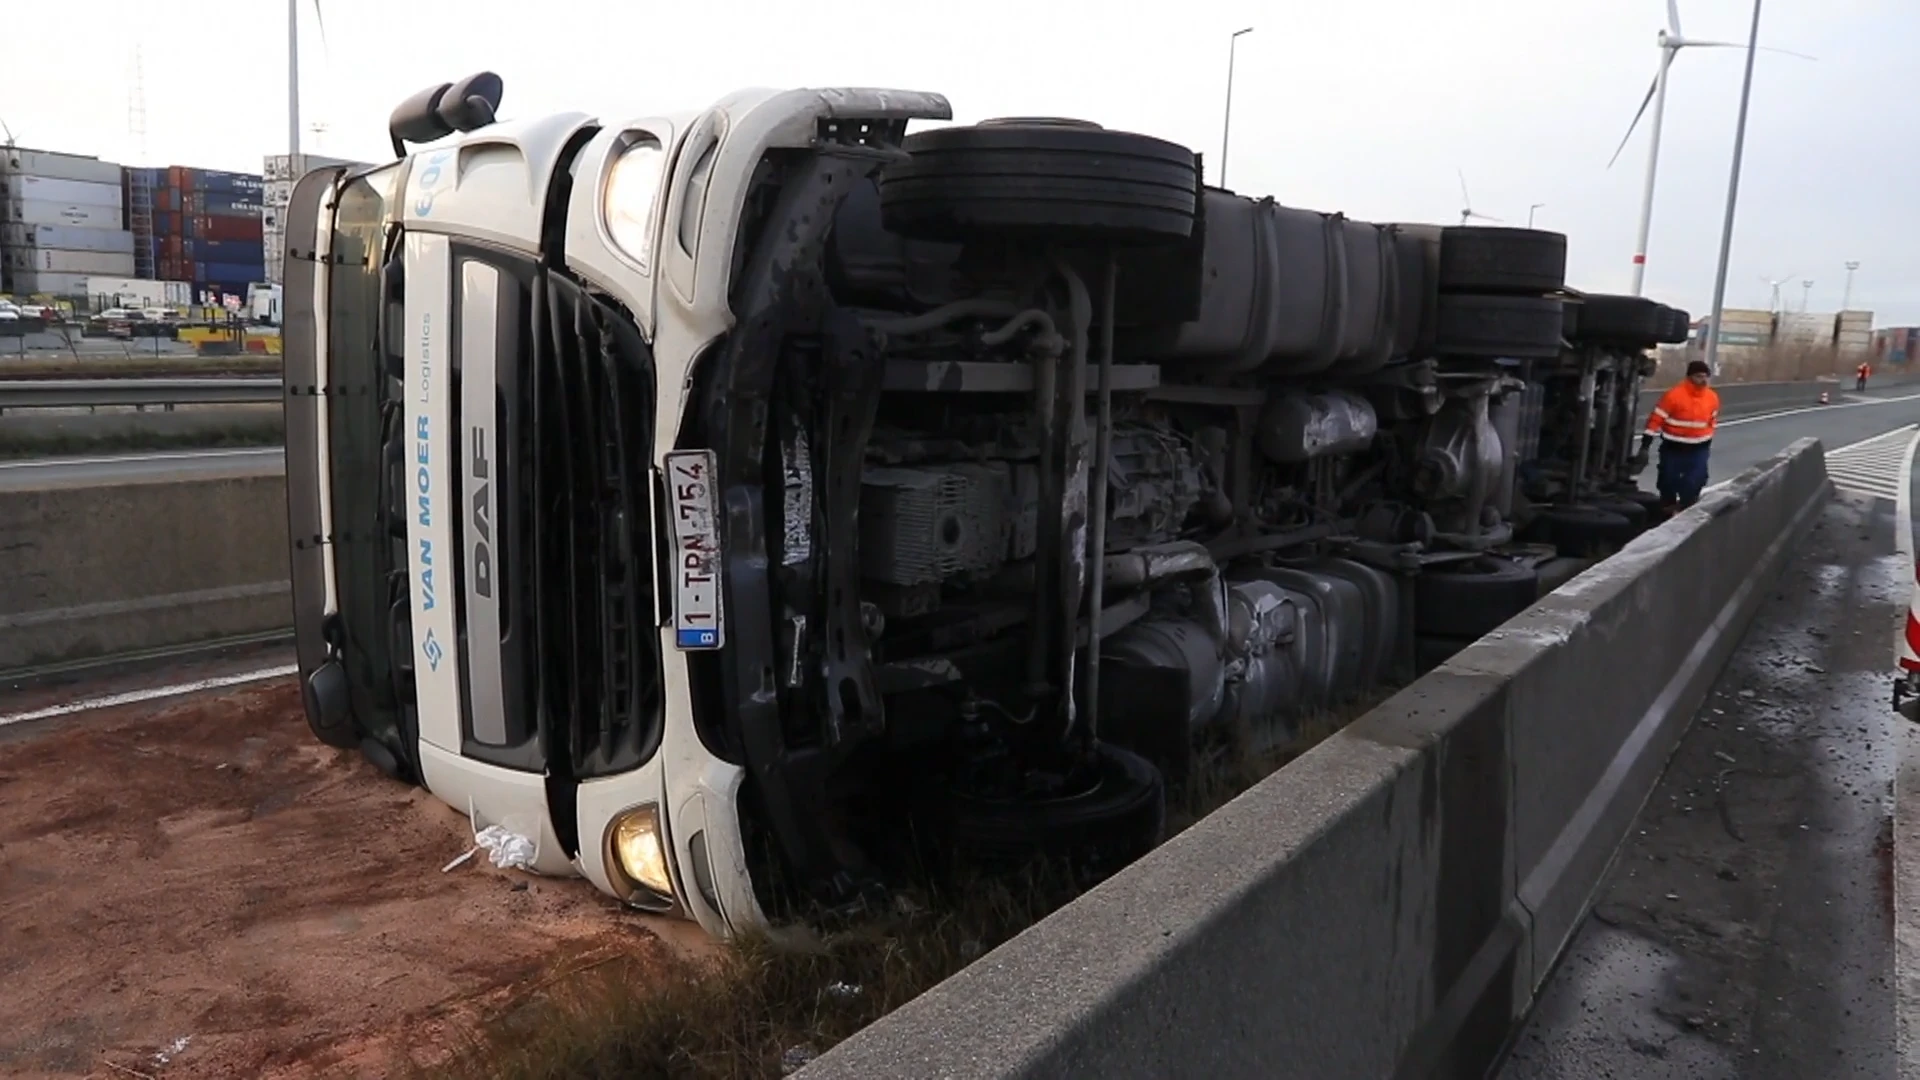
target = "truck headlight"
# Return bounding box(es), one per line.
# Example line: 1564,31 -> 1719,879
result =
606,803 -> 675,909
602,137 -> 666,274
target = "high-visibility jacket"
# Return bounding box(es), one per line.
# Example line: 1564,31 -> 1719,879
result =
1646,381 -> 1720,445
1859,363 -> 1872,378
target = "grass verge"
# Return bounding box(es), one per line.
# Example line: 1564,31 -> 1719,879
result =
422,694 -> 1391,1080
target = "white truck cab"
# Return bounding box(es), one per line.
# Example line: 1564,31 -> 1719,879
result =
286,76 -> 953,938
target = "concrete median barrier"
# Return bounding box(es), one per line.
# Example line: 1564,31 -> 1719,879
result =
801,437 -> 1832,1080
0,465 -> 290,673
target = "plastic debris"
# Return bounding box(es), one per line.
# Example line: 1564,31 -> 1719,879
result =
154,1035 -> 192,1066
474,825 -> 536,870
824,981 -> 861,1000
441,847 -> 478,873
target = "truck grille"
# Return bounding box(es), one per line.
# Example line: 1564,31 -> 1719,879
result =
534,276 -> 661,779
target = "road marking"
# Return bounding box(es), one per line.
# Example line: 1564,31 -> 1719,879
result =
1826,426 -> 1920,503
1718,390 -> 1920,429
0,446 -> 281,471
0,664 -> 298,728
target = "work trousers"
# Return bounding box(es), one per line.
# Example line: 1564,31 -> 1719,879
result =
1656,439 -> 1711,510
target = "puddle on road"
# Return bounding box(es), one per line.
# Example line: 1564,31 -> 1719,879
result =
1502,924 -> 1740,1079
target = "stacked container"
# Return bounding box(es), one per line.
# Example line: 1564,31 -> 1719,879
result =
132,164 -> 266,302
262,152 -> 363,285
0,147 -> 136,297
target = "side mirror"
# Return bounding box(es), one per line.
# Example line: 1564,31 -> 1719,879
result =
387,73 -> 505,156
437,72 -> 504,134
388,81 -> 455,156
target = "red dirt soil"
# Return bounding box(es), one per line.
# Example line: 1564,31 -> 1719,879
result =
0,679 -> 698,1079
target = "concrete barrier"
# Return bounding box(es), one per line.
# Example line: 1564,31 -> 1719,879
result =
801,438 -> 1832,1080
0,465 -> 291,673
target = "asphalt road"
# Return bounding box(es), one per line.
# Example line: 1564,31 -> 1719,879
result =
1500,457 -> 1912,1076
0,445 -> 283,491
1707,385 -> 1920,484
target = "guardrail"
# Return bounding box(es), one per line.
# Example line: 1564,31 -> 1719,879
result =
0,378 -> 282,410
802,439 -> 1833,1080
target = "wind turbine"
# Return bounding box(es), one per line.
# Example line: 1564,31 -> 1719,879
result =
1609,0 -> 1815,296
1761,275 -> 1793,313
1457,170 -> 1501,226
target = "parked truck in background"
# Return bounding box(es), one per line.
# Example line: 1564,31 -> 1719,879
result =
281,74 -> 1691,940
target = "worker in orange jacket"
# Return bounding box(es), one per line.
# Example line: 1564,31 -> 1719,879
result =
1631,360 -> 1720,515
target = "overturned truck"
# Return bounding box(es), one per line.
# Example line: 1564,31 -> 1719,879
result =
282,77 -> 1691,939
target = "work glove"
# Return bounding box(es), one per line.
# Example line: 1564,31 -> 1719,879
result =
1628,435 -> 1653,477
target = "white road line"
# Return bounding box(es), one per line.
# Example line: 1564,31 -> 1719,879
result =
0,664 -> 297,728
1827,426 -> 1920,503
0,447 -> 281,471
1718,390 -> 1920,429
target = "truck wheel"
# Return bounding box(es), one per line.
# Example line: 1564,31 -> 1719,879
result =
1571,294 -> 1662,346
1536,505 -> 1637,556
1432,294 -> 1566,359
1436,226 -> 1567,295
880,121 -> 1200,244
1656,304 -> 1693,345
1586,496 -> 1650,532
1414,557 -> 1540,641
303,658 -> 359,749
948,743 -> 1166,880
1415,633 -> 1479,674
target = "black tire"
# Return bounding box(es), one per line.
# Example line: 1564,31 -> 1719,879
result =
1535,505 -> 1637,556
948,743 -> 1166,878
303,658 -> 359,749
879,121 -> 1200,244
1416,633 -> 1480,675
1573,294 -> 1662,346
1436,226 -> 1568,295
1655,304 -> 1693,345
1586,497 -> 1650,532
1414,556 -> 1540,640
1432,293 -> 1566,359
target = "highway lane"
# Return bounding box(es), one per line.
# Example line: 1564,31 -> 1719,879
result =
1500,393 -> 1920,1079
1705,386 -> 1920,485
0,445 -> 283,492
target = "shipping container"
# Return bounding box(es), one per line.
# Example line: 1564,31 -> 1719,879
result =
0,223 -> 134,254
181,239 -> 264,263
1719,308 -> 1775,328
195,260 -> 262,283
1,199 -> 124,228
4,270 -> 91,296
2,174 -> 123,210
186,215 -> 263,241
4,247 -> 135,276
86,277 -> 193,306
0,148 -> 124,187
1777,312 -> 1836,344
184,191 -> 263,217
1838,309 -> 1874,331
264,152 -> 360,182
187,170 -> 266,196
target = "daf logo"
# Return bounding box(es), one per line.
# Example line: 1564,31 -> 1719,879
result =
471,425 -> 493,599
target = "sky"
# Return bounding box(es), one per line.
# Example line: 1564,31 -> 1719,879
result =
6,0 -> 1915,323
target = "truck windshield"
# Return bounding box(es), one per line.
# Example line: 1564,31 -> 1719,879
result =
326,172 -> 408,754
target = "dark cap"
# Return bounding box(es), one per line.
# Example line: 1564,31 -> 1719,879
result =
1686,360 -> 1711,377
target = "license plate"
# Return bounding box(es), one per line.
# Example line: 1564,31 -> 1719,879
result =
664,450 -> 725,651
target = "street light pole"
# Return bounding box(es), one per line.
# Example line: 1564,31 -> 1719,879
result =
288,0 -> 301,158
1219,27 -> 1255,189
1703,0 -> 1765,376
1528,203 -> 1546,229
1843,261 -> 1860,310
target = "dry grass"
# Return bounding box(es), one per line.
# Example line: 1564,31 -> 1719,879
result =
420,693 -> 1389,1080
